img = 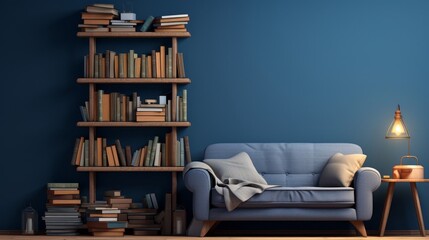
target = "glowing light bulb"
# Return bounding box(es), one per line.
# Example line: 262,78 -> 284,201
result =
392,120 -> 405,136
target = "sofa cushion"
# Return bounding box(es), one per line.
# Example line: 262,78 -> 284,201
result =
203,152 -> 267,184
211,186 -> 355,208
318,153 -> 367,187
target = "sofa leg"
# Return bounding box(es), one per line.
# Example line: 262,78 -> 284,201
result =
200,220 -> 218,237
187,219 -> 218,237
350,221 -> 367,237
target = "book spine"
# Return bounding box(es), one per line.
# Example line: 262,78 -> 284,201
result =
184,136 -> 191,164
150,136 -> 159,166
156,52 -> 161,78
102,138 -> 107,166
160,46 -> 165,78
114,55 -> 119,78
115,139 -> 127,166
94,54 -> 99,78
141,54 -> 146,78
97,90 -> 103,121
125,145 -> 132,166
182,89 -> 187,122
84,139 -> 89,167
128,50 -> 134,78
147,56 -> 152,78
105,50 -> 110,78
140,16 -> 154,32
152,50 -> 157,78
119,53 -> 125,78
144,140 -> 153,166
71,138 -> 80,166
132,92 -> 137,122
97,137 -> 102,167
109,51 -> 116,78
167,48 -> 172,78
180,138 -> 185,167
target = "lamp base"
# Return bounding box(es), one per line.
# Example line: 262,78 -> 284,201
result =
392,165 -> 424,179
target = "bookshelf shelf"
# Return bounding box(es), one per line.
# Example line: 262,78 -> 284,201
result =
77,122 -> 191,127
77,166 -> 184,172
77,78 -> 191,84
77,31 -> 191,38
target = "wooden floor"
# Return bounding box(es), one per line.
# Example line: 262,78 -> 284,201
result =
0,236 -> 427,240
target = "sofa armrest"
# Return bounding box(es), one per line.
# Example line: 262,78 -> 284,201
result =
184,168 -> 214,221
354,167 -> 381,220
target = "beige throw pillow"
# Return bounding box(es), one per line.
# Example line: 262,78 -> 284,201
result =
318,153 -> 367,187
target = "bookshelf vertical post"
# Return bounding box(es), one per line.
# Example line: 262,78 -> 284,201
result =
88,37 -> 97,203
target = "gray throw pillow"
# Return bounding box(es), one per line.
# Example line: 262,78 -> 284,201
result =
318,153 -> 367,187
203,152 -> 267,184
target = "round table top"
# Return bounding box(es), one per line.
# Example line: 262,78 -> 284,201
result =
381,178 -> 429,183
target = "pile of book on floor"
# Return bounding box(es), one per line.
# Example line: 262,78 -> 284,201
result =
126,193 -> 160,235
153,14 -> 189,32
43,183 -> 83,236
85,190 -> 130,237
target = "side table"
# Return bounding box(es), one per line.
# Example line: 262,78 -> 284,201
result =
379,178 -> 429,237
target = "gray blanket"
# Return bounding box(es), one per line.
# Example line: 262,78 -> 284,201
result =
184,161 -> 276,211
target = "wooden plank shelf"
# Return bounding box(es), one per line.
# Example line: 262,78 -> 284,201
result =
77,167 -> 184,172
77,122 -> 191,127
77,31 -> 191,38
77,78 -> 191,84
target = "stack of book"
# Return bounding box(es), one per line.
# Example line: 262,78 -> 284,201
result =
125,208 -> 160,235
105,190 -> 133,209
153,14 -> 189,32
43,183 -> 83,236
109,19 -> 143,32
79,4 -> 119,32
136,104 -> 166,122
86,211 -> 127,237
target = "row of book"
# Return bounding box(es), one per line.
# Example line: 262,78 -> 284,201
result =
71,135 -> 191,167
80,90 -> 187,122
42,183 -> 83,236
83,47 -> 186,78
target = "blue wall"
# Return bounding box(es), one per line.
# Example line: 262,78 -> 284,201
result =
1,0 -> 428,233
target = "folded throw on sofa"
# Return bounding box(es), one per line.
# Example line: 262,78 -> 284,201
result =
184,160 -> 277,211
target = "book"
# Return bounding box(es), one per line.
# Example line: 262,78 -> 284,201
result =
102,138 -> 107,166
71,138 -> 80,165
140,16 -> 154,32
87,217 -> 118,222
159,14 -> 189,19
92,3 -> 115,8
114,139 -> 127,166
97,138 -> 102,166
150,193 -> 159,209
106,146 -> 115,166
83,19 -> 110,25
49,199 -> 82,205
84,139 -> 90,166
110,27 -> 136,32
92,231 -> 124,237
87,221 -> 128,229
184,136 -> 191,164
106,198 -> 132,204
125,146 -> 132,166
154,17 -> 190,23
47,190 -> 80,195
150,136 -> 159,166
111,145 -> 120,166
48,183 -> 79,188
153,21 -> 188,27
145,194 -> 153,208
144,140 -> 153,166
81,12 -> 116,20
104,190 -> 121,197
154,143 -> 161,167
86,5 -> 118,15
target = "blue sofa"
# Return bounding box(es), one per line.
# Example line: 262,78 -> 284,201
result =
184,143 -> 381,236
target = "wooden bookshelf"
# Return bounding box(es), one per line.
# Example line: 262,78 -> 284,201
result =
77,122 -> 191,127
75,28 -> 191,230
77,166 -> 184,172
77,78 -> 191,84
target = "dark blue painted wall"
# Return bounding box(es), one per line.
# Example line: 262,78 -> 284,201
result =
1,0 -> 428,233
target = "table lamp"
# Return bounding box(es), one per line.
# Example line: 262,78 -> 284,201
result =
385,105 -> 424,179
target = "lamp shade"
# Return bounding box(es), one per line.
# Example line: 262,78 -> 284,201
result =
385,105 -> 410,139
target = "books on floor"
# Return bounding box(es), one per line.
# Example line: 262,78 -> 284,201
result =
43,183 -> 83,236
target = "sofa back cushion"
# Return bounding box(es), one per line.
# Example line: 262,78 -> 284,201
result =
204,143 -> 363,187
